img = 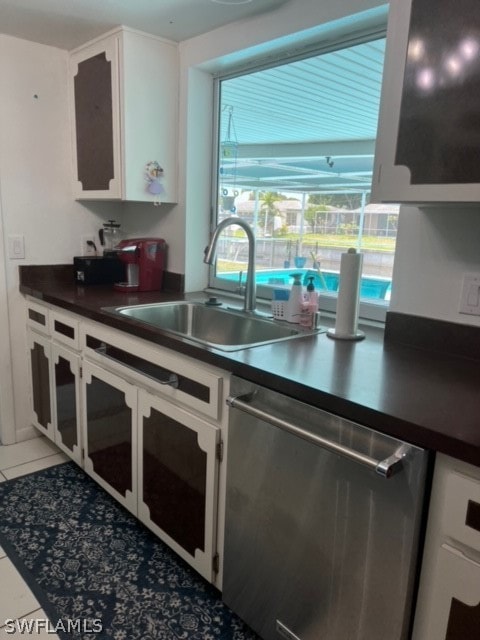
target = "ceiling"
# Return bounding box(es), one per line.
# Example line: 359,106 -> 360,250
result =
219,37 -> 386,194
0,0 -> 291,49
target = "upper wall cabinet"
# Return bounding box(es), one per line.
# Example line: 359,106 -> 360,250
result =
371,0 -> 480,204
69,27 -> 178,202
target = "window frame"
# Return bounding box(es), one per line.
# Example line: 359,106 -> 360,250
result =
208,25 -> 391,323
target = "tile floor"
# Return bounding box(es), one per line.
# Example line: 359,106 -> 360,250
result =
0,437 -> 69,638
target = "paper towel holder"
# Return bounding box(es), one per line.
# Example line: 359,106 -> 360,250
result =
327,327 -> 365,341
327,247 -> 366,341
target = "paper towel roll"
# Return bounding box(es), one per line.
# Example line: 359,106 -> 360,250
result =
327,248 -> 365,340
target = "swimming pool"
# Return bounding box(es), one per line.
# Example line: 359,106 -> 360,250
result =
219,268 -> 391,301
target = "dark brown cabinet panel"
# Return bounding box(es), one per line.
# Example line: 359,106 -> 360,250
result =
446,597 -> 480,639
28,331 -> 53,437
51,344 -> 82,464
82,361 -> 137,514
396,0 -> 480,185
142,407 -> 207,556
74,52 -> 115,191
372,0 -> 480,203
54,355 -> 78,451
138,390 -> 220,582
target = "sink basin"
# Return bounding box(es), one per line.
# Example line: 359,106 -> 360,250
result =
102,301 -> 321,351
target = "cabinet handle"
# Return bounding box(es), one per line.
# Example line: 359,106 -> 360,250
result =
95,344 -> 179,389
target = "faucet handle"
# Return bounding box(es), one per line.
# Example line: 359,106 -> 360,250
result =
236,270 -> 246,295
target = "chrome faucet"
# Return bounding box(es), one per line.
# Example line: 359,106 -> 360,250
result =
204,216 -> 256,313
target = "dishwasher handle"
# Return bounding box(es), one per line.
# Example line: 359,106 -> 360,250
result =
227,393 -> 410,479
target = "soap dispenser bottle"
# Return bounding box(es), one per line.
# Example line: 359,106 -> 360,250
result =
300,276 -> 319,327
286,273 -> 304,323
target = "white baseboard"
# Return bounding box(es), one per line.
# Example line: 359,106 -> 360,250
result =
15,425 -> 42,443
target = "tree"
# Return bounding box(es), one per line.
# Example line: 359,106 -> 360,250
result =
305,204 -> 328,233
308,192 -> 367,210
258,192 -> 283,235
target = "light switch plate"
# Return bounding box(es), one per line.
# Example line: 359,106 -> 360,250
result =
459,273 -> 480,316
8,235 -> 25,260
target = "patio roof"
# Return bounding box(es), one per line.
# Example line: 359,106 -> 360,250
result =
219,36 -> 385,195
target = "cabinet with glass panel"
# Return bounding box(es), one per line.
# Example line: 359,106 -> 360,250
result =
69,26 -> 178,202
25,300 -> 227,584
372,0 -> 480,203
26,301 -> 82,462
80,319 -> 226,583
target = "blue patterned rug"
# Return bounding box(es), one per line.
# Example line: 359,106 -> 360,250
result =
0,462 -> 258,639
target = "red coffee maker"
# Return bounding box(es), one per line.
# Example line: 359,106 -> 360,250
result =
113,238 -> 167,292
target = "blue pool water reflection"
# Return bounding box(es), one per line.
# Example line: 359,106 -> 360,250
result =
219,268 -> 391,301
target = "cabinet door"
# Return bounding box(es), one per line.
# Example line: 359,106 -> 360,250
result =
82,360 -> 137,514
372,0 -> 480,203
52,344 -> 82,465
416,544 -> 480,639
27,329 -> 54,439
69,36 -> 122,199
138,389 -> 221,583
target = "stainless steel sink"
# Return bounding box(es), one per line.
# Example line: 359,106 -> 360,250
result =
102,301 -> 322,351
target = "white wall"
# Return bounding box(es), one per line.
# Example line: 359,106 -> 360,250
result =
390,206 -> 480,326
0,35 -> 123,441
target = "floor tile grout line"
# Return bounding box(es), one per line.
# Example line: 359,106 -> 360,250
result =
0,606 -> 47,629
0,451 -> 64,473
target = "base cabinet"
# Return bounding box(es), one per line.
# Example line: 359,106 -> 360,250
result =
26,300 -> 227,585
138,389 -> 220,582
413,454 -> 480,639
52,344 -> 82,464
27,329 -> 54,439
82,360 -> 137,514
27,305 -> 83,462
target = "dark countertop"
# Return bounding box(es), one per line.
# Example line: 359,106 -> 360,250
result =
20,265 -> 480,467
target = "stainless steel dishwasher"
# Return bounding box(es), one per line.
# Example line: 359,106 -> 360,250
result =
223,376 -> 430,640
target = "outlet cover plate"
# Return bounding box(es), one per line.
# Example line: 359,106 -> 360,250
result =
8,235 -> 25,259
459,273 -> 480,316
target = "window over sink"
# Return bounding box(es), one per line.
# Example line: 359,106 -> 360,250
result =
209,27 -> 399,322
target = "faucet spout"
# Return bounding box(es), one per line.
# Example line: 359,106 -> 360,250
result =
204,216 -> 256,313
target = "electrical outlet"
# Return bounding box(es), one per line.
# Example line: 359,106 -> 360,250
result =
80,235 -> 97,256
459,273 -> 480,316
8,234 -> 25,259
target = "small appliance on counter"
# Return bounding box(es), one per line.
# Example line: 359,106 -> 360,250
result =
74,255 -> 124,285
113,238 -> 167,292
98,220 -> 123,253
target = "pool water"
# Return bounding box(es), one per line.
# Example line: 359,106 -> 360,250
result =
219,268 -> 391,301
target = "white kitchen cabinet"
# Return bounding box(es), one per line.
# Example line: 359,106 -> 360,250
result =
82,359 -> 138,514
69,26 -> 178,202
27,328 -> 54,439
80,318 -> 227,583
412,454 -> 480,639
372,0 -> 480,204
81,320 -> 224,422
24,298 -> 228,585
26,299 -> 54,438
51,343 -> 82,465
138,389 -> 221,582
26,301 -> 83,463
